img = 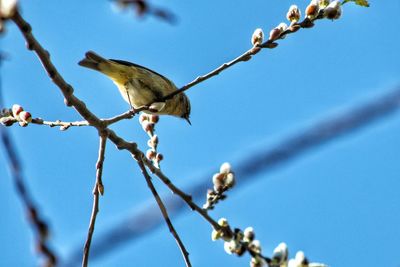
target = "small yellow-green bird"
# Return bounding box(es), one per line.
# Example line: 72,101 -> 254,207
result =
79,51 -> 191,124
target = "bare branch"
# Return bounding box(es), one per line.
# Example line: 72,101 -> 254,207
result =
10,10 -> 231,265
32,118 -> 89,129
64,85 -> 400,264
135,155 -> 191,267
142,155 -> 232,235
82,132 -> 107,267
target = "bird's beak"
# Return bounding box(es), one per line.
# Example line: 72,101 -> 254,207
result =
184,117 -> 191,125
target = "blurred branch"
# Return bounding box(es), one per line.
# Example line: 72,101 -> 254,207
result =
113,0 -> 177,24
0,57 -> 57,266
64,85 -> 400,265
82,133 -> 107,267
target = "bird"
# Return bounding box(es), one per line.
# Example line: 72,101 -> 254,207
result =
78,51 -> 191,124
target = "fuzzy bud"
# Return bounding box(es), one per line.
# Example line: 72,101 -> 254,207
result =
295,251 -> 307,265
141,121 -> 154,133
250,256 -> 265,267
146,149 -> 156,160
248,240 -> 262,254
225,172 -> 235,188
0,0 -> 18,19
18,121 -> 28,127
155,153 -> 163,162
12,104 -> 23,117
306,0 -> 319,19
219,162 -> 231,174
212,172 -> 225,189
318,0 -> 330,8
324,0 -> 341,20
251,28 -> 264,46
218,218 -> 228,227
243,227 -> 255,242
139,113 -> 149,123
269,23 -> 288,41
18,111 -> 32,123
272,242 -> 288,265
211,229 -> 222,241
147,135 -> 158,149
0,116 -> 15,126
269,28 -> 281,41
224,239 -> 243,255
149,114 -> 159,124
287,5 -> 301,23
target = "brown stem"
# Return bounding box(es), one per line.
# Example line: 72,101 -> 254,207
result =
82,133 -> 107,267
135,155 -> 191,267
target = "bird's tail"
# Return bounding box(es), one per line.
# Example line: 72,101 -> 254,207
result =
78,51 -> 108,71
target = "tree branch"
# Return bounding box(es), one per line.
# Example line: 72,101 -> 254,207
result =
161,17 -> 319,101
64,85 -> 400,265
11,9 -> 230,265
135,155 -> 191,267
82,133 -> 107,267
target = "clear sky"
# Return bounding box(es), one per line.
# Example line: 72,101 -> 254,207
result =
1,0 -> 400,266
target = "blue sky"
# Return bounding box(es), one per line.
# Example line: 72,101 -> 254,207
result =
1,0 -> 400,266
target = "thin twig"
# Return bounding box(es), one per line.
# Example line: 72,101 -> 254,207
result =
82,132 -> 107,267
135,155 -> 191,267
142,155 -> 231,235
32,118 -> 89,129
161,18 -> 318,101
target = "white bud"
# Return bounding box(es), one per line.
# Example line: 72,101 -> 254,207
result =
273,242 -> 288,264
251,28 -> 264,46
288,259 -> 299,267
18,111 -> 32,123
0,0 -> 18,18
146,149 -> 156,160
248,239 -> 262,254
278,22 -> 288,32
324,0 -> 341,20
306,0 -> 319,19
319,0 -> 330,8
218,218 -> 228,227
244,227 -> 255,242
211,229 -> 221,241
139,113 -> 149,123
225,172 -> 235,188
12,104 -> 23,118
273,23 -> 288,40
141,121 -> 154,133
219,162 -> 231,174
295,251 -> 306,264
287,5 -> 301,23
251,256 -> 265,267
224,240 -> 235,255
